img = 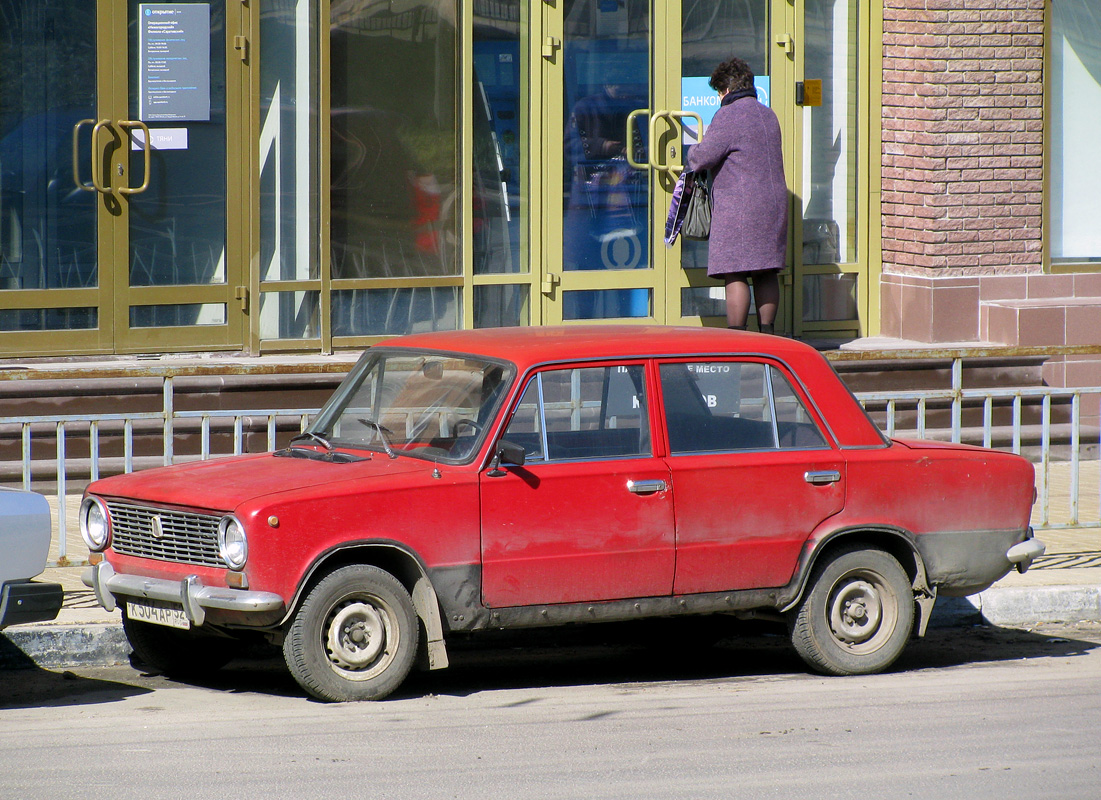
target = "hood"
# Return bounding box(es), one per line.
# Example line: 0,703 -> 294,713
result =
87,450 -> 429,512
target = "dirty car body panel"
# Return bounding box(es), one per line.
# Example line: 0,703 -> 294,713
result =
80,326 -> 1041,700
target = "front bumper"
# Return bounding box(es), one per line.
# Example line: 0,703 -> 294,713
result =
83,561 -> 285,628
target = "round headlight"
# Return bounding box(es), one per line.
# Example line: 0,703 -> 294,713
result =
79,497 -> 110,552
218,515 -> 248,570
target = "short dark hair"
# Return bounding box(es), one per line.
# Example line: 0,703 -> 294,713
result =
709,58 -> 755,94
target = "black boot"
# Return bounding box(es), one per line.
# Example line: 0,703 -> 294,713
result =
727,324 -> 747,331
759,322 -> 775,335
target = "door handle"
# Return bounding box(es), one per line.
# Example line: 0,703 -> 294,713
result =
71,119 -> 98,192
118,120 -> 152,195
625,108 -> 650,170
89,119 -> 113,194
648,111 -> 705,174
627,479 -> 667,494
804,470 -> 841,485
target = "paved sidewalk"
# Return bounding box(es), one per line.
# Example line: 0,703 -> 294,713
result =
2,493 -> 1100,670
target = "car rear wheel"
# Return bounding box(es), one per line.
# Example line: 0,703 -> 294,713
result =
122,610 -> 241,676
790,546 -> 915,676
283,565 -> 419,702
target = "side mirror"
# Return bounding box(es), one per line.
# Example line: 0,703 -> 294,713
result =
486,439 -> 526,477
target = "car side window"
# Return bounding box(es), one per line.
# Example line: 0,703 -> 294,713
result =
660,361 -> 826,454
503,365 -> 651,461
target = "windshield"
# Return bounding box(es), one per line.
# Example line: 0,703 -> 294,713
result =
307,349 -> 513,462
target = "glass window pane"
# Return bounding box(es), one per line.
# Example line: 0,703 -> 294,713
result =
802,0 -> 859,265
473,1 -> 524,276
0,307 -> 97,332
660,362 -> 776,453
260,291 -> 320,340
680,2 -> 770,275
503,377 -> 545,461
129,303 -> 226,328
0,2 -> 98,291
562,288 -> 650,320
330,2 -> 458,286
526,366 -> 649,461
562,0 -> 650,274
802,273 -> 857,322
769,368 -> 827,448
259,0 -> 320,282
1050,0 -> 1101,262
127,0 -> 228,287
681,286 -> 726,318
474,284 -> 529,328
331,287 -> 459,337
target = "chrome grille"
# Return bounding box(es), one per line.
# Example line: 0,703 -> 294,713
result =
107,502 -> 223,568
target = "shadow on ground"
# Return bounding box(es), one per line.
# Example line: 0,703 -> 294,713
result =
12,618 -> 1097,705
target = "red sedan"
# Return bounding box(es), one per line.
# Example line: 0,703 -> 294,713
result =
81,326 -> 1043,700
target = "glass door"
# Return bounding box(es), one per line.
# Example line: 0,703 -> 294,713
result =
1,0 -> 247,356
0,0 -> 106,354
107,0 -> 245,351
541,0 -> 660,324
666,0 -> 785,328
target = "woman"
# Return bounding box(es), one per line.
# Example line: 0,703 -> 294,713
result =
687,57 -> 787,333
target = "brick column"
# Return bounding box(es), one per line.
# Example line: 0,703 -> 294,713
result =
880,0 -> 1045,342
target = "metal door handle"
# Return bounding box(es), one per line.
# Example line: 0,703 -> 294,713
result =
89,119 -> 113,194
118,120 -> 152,195
649,111 -> 705,174
626,108 -> 650,170
804,470 -> 841,485
71,119 -> 98,192
627,479 -> 667,494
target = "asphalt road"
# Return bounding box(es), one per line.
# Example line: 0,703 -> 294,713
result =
1,620 -> 1099,800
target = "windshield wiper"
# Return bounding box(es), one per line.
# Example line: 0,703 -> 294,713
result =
358,417 -> 397,459
289,431 -> 334,451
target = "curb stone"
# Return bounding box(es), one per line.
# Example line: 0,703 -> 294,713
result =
1,624 -> 129,671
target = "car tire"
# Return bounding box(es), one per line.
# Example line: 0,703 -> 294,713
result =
283,564 -> 419,702
122,610 -> 241,676
789,545 -> 915,676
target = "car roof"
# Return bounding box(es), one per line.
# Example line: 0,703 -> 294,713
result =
380,325 -> 816,371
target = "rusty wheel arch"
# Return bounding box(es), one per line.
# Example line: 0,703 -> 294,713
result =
284,541 -> 449,670
780,526 -> 936,636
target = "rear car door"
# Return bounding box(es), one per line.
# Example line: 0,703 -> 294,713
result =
480,362 -> 675,607
658,358 -> 845,594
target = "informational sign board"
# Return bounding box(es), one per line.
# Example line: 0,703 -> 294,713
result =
139,3 -> 210,122
680,76 -> 771,144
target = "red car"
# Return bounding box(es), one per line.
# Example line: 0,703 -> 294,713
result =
81,326 -> 1044,701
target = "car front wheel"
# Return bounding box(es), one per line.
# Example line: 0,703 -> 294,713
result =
789,546 -> 915,676
283,565 -> 419,702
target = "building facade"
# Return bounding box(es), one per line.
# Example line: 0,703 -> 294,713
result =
0,1 -> 1097,367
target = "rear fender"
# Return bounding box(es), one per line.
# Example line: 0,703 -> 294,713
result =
780,526 -> 936,636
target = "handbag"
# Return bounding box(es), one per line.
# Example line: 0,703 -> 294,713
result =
680,171 -> 712,241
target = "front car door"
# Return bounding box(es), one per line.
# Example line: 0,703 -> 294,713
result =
480,361 -> 675,607
657,357 -> 845,594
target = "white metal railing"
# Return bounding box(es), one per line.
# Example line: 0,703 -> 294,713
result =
6,368 -> 1101,567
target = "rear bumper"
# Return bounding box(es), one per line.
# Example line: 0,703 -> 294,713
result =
83,561 -> 285,628
0,580 -> 63,629
918,528 -> 1045,598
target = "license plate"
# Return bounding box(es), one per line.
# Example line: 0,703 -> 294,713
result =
128,598 -> 190,630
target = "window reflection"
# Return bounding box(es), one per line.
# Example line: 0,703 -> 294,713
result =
802,0 -> 858,266
329,2 -> 458,283
562,0 -> 650,275
1050,0 -> 1101,262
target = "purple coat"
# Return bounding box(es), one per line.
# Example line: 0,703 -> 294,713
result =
687,96 -> 788,276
